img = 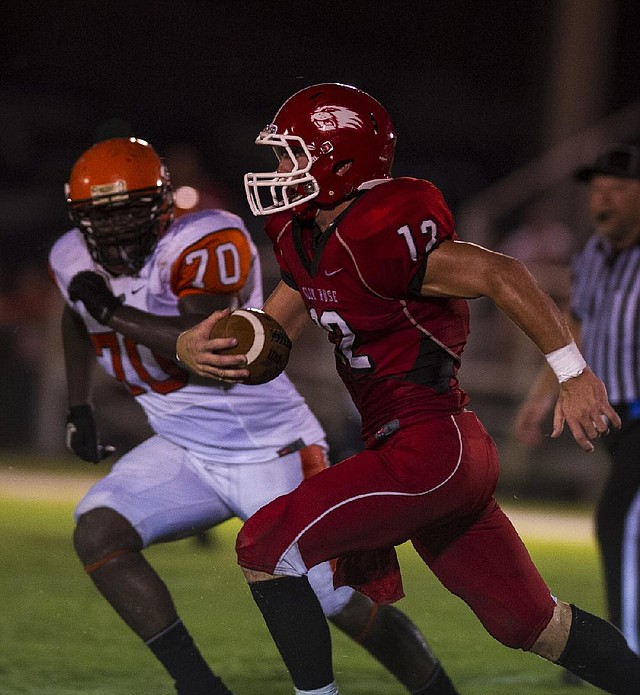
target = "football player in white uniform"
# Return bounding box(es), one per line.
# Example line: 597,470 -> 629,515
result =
49,138 -> 458,695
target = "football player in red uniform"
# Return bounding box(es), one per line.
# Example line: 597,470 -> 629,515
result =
54,137 -> 460,695
177,84 -> 640,694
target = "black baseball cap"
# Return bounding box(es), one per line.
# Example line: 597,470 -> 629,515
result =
574,144 -> 640,182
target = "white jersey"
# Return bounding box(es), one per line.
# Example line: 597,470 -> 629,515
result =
49,209 -> 325,463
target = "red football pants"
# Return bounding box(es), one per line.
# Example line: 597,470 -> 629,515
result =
237,410 -> 554,649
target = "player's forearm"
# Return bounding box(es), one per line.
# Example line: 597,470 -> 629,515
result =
62,306 -> 95,406
485,256 -> 575,356
263,281 -> 309,341
424,242 -> 576,355
107,305 -> 194,361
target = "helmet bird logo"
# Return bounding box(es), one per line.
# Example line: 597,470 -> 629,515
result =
311,106 -> 363,132
244,83 -> 397,215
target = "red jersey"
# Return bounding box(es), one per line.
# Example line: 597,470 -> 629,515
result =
265,177 -> 471,442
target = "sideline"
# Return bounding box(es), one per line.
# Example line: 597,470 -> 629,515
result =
0,467 -> 594,543
503,505 -> 594,543
0,467 -> 100,502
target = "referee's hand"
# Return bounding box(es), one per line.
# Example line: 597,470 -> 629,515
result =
552,369 -> 621,452
513,394 -> 556,447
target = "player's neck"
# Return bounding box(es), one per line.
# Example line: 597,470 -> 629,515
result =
315,199 -> 355,233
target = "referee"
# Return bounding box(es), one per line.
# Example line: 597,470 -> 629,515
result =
514,144 -> 640,659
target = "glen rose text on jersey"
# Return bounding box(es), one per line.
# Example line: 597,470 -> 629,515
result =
301,286 -> 339,304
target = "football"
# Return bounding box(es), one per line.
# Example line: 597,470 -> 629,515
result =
209,308 -> 292,385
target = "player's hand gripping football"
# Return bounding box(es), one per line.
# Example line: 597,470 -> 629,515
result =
552,368 -> 621,452
176,309 -> 249,381
68,271 -> 123,325
66,404 -> 116,464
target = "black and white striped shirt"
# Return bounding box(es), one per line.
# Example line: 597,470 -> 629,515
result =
571,235 -> 640,405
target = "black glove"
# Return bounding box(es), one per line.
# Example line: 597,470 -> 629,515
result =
65,404 -> 116,464
68,271 -> 122,325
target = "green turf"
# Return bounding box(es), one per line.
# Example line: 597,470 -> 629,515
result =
0,492 -> 605,694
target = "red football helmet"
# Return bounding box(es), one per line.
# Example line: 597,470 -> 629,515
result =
244,83 -> 396,215
66,137 -> 174,275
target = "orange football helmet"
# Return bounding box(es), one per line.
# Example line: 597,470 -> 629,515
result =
66,137 -> 174,275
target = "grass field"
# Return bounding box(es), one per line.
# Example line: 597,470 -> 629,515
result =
0,465 -> 605,694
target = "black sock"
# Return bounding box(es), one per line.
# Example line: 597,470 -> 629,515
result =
350,601 -> 458,694
411,663 -> 459,694
412,663 -> 459,694
249,576 -> 334,690
146,619 -> 231,695
556,604 -> 640,694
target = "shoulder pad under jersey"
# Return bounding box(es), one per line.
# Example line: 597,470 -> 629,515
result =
344,177 -> 456,244
336,178 -> 456,299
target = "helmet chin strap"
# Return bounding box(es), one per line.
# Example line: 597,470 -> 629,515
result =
118,247 -> 138,273
292,200 -> 319,220
97,246 -> 141,278
295,194 -> 361,230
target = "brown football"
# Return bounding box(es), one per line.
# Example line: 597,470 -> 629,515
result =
209,308 -> 292,385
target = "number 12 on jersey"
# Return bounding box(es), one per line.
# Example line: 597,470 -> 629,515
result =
397,219 -> 438,260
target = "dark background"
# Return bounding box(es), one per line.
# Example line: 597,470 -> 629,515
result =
3,0 -> 639,270
1,1 -> 639,495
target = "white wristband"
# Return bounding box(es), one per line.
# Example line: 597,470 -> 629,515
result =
545,341 -> 587,383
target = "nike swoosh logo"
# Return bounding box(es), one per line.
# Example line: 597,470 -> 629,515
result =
324,268 -> 343,277
131,286 -> 144,294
